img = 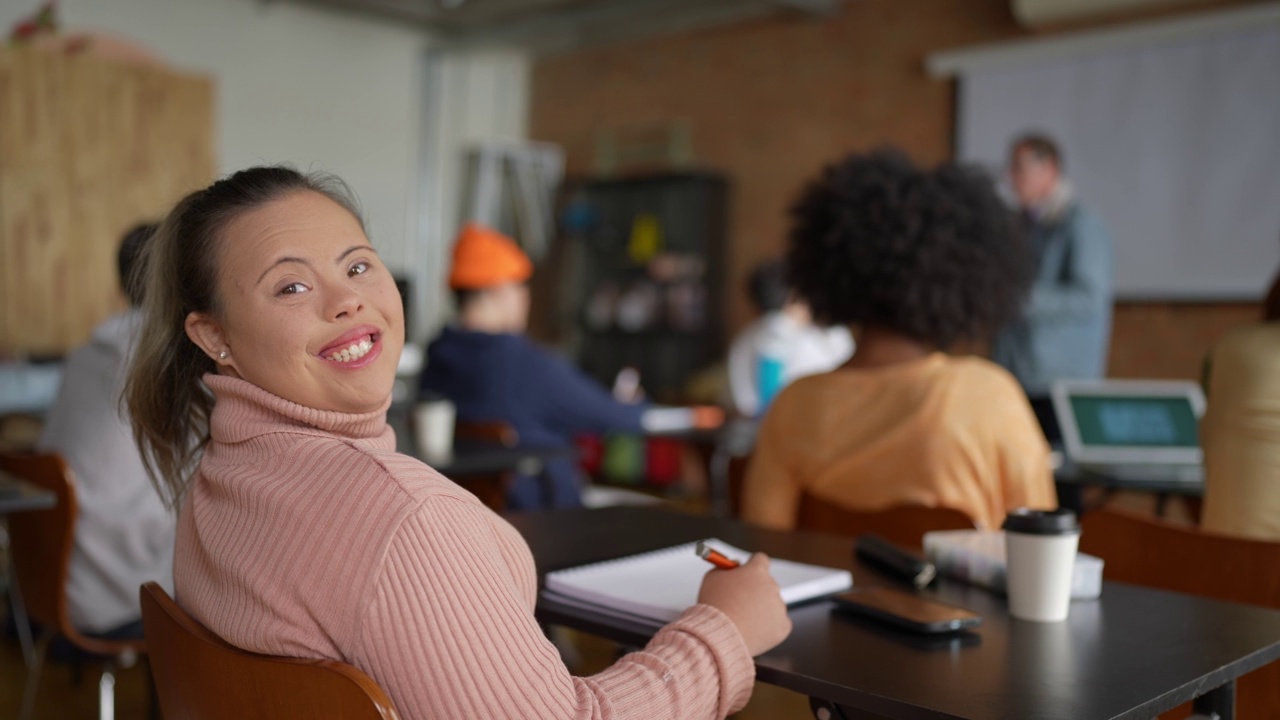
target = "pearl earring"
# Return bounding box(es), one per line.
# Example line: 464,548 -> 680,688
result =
219,350 -> 228,360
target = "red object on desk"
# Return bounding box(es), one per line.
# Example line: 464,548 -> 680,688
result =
645,438 -> 682,486
575,434 -> 603,476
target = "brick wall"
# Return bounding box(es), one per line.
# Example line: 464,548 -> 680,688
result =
530,0 -> 1268,381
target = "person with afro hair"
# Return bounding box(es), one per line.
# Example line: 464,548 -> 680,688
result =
741,150 -> 1057,531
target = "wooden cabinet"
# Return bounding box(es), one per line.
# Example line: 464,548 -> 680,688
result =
0,47 -> 214,355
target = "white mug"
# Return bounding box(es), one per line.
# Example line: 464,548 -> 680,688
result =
1003,508 -> 1080,622
413,400 -> 456,462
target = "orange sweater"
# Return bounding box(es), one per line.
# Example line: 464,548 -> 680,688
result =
1201,324 -> 1280,541
176,375 -> 754,719
742,354 -> 1056,531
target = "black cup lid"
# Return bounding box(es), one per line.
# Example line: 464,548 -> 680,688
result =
1002,508 -> 1079,535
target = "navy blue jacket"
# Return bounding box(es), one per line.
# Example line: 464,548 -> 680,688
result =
419,327 -> 646,510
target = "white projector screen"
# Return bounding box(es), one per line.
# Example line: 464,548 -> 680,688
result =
950,13 -> 1280,300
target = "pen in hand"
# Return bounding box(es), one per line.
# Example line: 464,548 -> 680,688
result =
696,540 -> 741,570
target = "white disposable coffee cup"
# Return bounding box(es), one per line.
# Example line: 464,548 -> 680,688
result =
413,400 -> 456,461
1003,508 -> 1080,622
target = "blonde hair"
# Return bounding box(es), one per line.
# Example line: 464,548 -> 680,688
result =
125,166 -> 363,508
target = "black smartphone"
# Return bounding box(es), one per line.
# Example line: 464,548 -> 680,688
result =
831,587 -> 982,634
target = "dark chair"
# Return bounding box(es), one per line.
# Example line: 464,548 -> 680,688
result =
450,420 -> 520,511
795,494 -> 977,549
453,420 -> 519,448
1080,508 -> 1280,719
0,451 -> 146,720
140,582 -> 400,720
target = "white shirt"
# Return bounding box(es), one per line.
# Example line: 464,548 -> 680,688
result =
37,310 -> 176,633
727,312 -> 854,416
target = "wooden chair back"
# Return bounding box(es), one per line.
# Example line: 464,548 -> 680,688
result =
796,494 -> 976,548
454,420 -> 519,448
1080,508 -> 1280,719
140,582 -> 400,720
450,420 -> 519,511
0,451 -> 142,656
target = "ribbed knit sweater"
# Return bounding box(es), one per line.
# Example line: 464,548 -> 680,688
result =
175,375 -> 755,719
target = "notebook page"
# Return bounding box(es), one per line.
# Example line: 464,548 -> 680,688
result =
544,539 -> 852,624
770,556 -> 857,604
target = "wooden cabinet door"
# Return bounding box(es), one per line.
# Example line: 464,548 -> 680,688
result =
0,47 -> 214,355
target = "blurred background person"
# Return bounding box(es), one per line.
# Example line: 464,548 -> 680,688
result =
36,223 -> 174,639
743,150 -> 1056,532
419,223 -> 719,511
1200,258 -> 1280,541
727,259 -> 853,417
993,133 -> 1113,441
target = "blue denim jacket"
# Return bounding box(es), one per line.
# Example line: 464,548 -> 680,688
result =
994,202 -> 1114,396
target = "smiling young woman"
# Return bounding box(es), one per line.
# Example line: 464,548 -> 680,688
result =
124,166 -> 790,719
183,188 -> 404,416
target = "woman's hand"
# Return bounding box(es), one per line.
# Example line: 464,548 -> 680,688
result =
697,553 -> 792,656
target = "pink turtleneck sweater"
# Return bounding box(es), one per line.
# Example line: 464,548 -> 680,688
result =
175,375 -> 754,719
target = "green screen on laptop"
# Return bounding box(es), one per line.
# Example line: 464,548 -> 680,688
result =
1070,395 -> 1199,448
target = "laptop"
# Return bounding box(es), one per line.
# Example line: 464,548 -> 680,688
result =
1051,379 -> 1205,485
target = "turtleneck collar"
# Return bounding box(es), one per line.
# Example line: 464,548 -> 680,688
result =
204,373 -> 394,450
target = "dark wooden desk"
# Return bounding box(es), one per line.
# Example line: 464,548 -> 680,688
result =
509,506 -> 1280,720
422,443 -> 577,478
389,406 -> 576,479
0,471 -> 55,514
413,443 -> 577,510
1055,461 -> 1203,518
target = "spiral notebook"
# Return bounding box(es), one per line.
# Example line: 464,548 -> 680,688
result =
542,539 -> 853,625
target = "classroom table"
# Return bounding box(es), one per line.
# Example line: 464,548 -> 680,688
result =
1,470 -> 57,669
509,505 -> 1280,720
410,442 -> 578,511
422,442 -> 578,478
1054,460 -> 1203,518
0,471 -> 56,514
388,405 -> 577,479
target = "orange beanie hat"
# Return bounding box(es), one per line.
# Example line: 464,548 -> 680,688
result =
447,222 -> 534,290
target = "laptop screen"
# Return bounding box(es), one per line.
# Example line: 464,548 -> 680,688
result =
1069,395 -> 1199,448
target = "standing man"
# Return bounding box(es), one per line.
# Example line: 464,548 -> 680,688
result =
994,134 -> 1113,438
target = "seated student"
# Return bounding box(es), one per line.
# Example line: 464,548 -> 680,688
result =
742,150 -> 1058,531
420,222 -> 718,510
126,167 -> 789,718
1200,267 -> 1280,541
37,223 -> 175,637
727,260 -> 853,417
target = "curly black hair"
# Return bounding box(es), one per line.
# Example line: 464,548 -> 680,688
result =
786,149 -> 1031,349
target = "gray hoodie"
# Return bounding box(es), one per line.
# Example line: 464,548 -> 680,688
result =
38,310 -> 175,633
994,186 -> 1114,396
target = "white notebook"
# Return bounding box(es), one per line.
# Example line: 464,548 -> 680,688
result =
543,539 -> 853,625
